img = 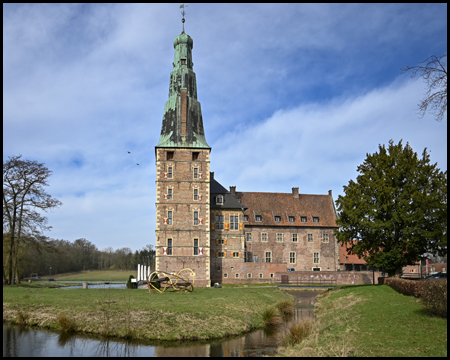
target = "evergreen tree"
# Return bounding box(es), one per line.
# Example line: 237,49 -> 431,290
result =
335,140 -> 447,276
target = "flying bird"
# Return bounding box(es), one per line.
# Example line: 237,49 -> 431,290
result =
128,151 -> 131,153
137,163 -> 139,165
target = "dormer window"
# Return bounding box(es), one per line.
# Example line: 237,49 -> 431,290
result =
274,216 -> 281,222
289,216 -> 295,223
244,215 -> 248,222
301,216 -> 307,223
216,195 -> 223,205
255,215 -> 262,222
313,217 -> 320,223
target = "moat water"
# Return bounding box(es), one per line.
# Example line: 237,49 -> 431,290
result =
3,290 -> 322,357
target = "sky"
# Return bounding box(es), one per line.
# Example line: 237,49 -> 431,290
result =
3,3 -> 447,252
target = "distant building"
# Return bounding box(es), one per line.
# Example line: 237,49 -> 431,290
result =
154,30 -> 339,286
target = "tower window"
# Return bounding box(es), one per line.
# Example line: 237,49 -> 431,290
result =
193,238 -> 199,255
167,239 -> 173,255
168,167 -> 173,179
181,59 -> 186,65
193,168 -> 198,179
194,189 -> 198,200
168,188 -> 172,200
192,152 -> 199,160
167,151 -> 174,160
194,211 -> 199,225
168,211 -> 173,225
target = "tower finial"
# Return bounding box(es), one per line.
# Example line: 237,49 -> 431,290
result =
180,4 -> 188,33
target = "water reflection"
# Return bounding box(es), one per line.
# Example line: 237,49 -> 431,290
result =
3,290 -> 323,357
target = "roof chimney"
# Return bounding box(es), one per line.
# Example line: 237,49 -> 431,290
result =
210,171 -> 214,180
230,186 -> 236,196
292,187 -> 299,198
328,190 -> 332,197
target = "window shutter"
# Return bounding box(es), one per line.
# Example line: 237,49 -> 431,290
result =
163,172 -> 168,178
224,239 -> 227,245
199,247 -> 203,255
224,252 -> 227,257
239,252 -> 242,257
225,223 -> 230,230
198,173 -> 203,179
163,247 -> 167,255
211,223 -> 215,230
239,223 -> 243,230
163,218 -> 168,224
164,194 -> 168,199
216,239 -> 219,245
199,218 -> 203,225
216,252 -> 219,258
198,195 -> 202,200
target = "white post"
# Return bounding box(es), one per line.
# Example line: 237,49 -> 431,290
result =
143,265 -> 147,281
148,266 -> 151,278
137,263 -> 140,281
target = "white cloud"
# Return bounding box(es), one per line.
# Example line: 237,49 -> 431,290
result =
3,4 -> 447,250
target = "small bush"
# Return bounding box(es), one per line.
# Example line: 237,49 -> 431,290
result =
262,306 -> 282,327
16,310 -> 30,325
288,318 -> 314,345
276,299 -> 295,317
419,279 -> 447,317
126,275 -> 135,289
57,313 -> 77,332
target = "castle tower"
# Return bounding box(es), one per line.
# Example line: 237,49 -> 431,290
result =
155,30 -> 211,287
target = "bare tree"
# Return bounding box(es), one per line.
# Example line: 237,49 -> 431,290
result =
402,54 -> 447,122
3,155 -> 62,284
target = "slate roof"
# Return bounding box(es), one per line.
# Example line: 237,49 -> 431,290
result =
233,191 -> 337,228
210,178 -> 247,210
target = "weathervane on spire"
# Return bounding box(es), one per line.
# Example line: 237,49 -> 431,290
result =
180,4 -> 188,33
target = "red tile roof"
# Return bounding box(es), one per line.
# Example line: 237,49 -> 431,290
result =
340,241 -> 368,264
234,191 -> 337,228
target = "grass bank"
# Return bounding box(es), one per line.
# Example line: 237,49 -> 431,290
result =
277,285 -> 447,357
3,285 -> 293,341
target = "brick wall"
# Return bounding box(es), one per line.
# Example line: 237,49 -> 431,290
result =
274,270 -> 384,285
155,147 -> 211,287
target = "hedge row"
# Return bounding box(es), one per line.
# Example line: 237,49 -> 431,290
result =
384,278 -> 447,317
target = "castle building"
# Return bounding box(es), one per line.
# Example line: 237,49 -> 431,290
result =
155,30 -> 339,287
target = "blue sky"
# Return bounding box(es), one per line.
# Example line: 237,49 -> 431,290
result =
3,3 -> 447,251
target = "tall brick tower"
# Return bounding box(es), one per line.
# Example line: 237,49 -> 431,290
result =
155,30 -> 211,287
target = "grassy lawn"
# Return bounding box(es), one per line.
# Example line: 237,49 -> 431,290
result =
3,285 -> 293,341
277,284 -> 447,357
49,270 -> 133,281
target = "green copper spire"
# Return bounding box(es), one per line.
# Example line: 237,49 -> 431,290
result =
156,31 -> 210,149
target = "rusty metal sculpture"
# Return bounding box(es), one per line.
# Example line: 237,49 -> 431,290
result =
147,268 -> 195,293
